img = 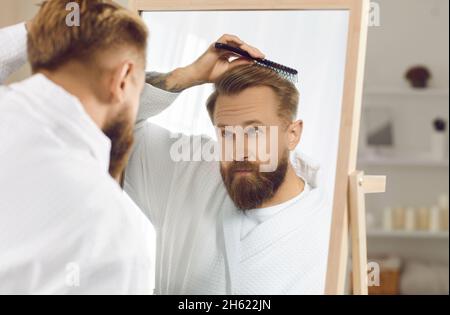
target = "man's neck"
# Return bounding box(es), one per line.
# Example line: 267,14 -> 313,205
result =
39,66 -> 107,130
260,162 -> 305,209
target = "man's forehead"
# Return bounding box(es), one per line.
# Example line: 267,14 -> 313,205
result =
214,86 -> 279,125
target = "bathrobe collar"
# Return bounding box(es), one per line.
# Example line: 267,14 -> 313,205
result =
222,152 -> 323,294
10,73 -> 111,173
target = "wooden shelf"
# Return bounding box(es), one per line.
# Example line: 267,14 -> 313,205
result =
364,87 -> 449,98
367,230 -> 449,240
358,156 -> 449,167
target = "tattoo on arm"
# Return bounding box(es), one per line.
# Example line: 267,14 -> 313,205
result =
145,71 -> 186,93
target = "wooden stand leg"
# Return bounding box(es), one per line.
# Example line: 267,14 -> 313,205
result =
349,171 -> 386,295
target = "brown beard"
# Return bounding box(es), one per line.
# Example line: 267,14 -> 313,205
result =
103,110 -> 134,182
220,152 -> 289,211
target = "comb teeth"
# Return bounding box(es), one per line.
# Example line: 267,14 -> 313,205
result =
255,59 -> 298,83
214,42 -> 299,84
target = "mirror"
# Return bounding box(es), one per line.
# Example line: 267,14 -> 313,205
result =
126,0 -> 368,295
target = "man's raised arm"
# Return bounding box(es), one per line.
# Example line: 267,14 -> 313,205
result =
0,23 -> 28,84
135,34 -> 265,126
126,35 -> 265,225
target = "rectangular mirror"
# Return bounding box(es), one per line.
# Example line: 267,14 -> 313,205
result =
129,0 -> 369,295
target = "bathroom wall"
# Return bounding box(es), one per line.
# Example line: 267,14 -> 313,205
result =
365,0 -> 449,89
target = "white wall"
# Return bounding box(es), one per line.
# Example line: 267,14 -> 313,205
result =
364,0 -> 449,89
362,0 -> 449,212
361,0 -> 449,277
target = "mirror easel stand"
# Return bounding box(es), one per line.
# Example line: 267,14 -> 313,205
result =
349,171 -> 386,295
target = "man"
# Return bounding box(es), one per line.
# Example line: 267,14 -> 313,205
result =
0,0 -> 154,294
125,46 -> 329,294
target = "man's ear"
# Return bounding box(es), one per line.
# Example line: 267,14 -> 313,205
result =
109,61 -> 134,105
287,120 -> 303,151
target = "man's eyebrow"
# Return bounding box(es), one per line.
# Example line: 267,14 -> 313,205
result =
243,120 -> 264,126
216,120 -> 264,128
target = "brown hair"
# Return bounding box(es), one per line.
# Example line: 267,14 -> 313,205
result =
27,0 -> 148,72
206,64 -> 299,124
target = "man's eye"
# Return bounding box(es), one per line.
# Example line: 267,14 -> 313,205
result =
246,127 -> 263,137
246,128 -> 257,137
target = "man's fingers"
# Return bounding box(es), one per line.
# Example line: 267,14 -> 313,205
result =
218,52 -> 236,60
238,43 -> 265,59
215,34 -> 265,60
229,57 -> 255,68
218,34 -> 244,46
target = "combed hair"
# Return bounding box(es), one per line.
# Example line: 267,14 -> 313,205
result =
206,64 -> 299,124
27,0 -> 148,72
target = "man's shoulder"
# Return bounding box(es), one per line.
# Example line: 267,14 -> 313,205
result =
0,83 -> 22,107
39,159 -> 149,234
0,85 -> 10,97
53,158 -> 129,209
1,135 -> 129,216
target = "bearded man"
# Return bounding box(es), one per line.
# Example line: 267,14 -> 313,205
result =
125,44 -> 329,294
0,0 -> 154,294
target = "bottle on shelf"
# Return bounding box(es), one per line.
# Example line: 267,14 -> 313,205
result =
438,194 -> 449,231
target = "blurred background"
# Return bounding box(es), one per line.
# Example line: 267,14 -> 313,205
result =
358,0 -> 449,295
1,0 -> 448,295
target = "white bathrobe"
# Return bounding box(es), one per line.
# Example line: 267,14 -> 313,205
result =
125,85 -> 330,295
0,24 -> 156,295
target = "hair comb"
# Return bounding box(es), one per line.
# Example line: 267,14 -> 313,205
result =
215,42 -> 298,83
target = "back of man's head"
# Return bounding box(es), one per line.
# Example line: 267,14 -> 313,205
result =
27,0 -> 150,181
27,0 -> 148,73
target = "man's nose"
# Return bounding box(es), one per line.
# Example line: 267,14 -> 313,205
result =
234,138 -> 250,161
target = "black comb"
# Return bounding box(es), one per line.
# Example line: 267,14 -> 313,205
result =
215,42 -> 298,83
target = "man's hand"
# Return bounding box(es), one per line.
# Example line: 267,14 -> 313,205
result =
146,34 -> 265,93
188,34 -> 265,84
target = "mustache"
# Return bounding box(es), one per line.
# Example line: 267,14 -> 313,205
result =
227,161 -> 259,174
220,152 -> 289,211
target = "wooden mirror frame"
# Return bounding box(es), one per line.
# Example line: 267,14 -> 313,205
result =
130,0 -> 370,295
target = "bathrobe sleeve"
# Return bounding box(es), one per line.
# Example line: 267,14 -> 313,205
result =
0,23 -> 28,84
124,84 -> 182,227
135,83 -> 181,126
